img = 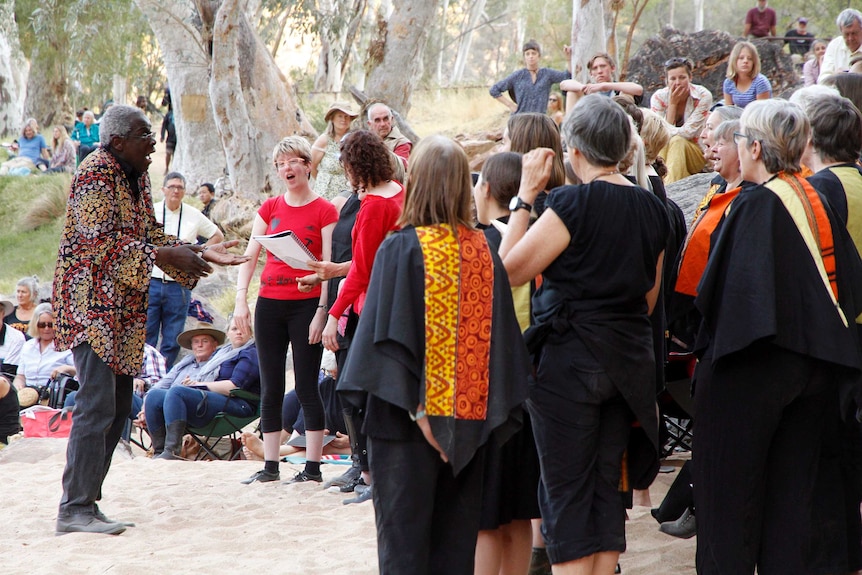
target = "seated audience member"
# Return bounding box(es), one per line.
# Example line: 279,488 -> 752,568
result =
12,303 -> 75,392
1,119 -> 49,175
723,41 -> 772,108
241,350 -> 348,461
0,299 -> 25,374
46,125 -> 77,174
145,318 -> 259,459
71,110 -> 100,163
0,374 -> 19,444
651,57 -> 714,183
818,8 -> 862,82
4,277 -> 40,336
311,101 -> 358,200
820,73 -> 862,118
197,182 -> 217,220
562,53 -> 644,105
547,91 -> 565,126
803,40 -> 828,86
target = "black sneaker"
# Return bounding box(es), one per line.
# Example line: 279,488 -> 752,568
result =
241,469 -> 280,484
340,476 -> 366,493
324,464 -> 361,489
286,470 -> 323,484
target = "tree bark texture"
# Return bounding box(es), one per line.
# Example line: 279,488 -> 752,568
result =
364,0 -> 439,114
24,42 -> 68,129
0,0 -> 27,136
571,0 -> 606,83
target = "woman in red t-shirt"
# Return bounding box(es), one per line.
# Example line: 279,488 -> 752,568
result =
234,136 -> 338,485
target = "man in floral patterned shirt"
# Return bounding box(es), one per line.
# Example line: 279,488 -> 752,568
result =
52,104 -> 247,535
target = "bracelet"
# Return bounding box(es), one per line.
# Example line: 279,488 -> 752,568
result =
316,305 -> 327,310
201,245 -> 210,255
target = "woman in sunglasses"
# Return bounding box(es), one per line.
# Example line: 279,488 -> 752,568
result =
12,303 -> 75,393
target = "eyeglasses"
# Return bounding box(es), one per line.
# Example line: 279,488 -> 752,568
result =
37,322 -> 54,329
165,185 -> 185,191
664,57 -> 692,70
128,131 -> 156,141
733,131 -> 753,145
549,97 -> 559,102
275,159 -> 306,169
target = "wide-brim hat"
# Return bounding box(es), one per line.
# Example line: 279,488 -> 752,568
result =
176,322 -> 226,350
17,387 -> 39,409
0,297 -> 13,317
324,101 -> 359,123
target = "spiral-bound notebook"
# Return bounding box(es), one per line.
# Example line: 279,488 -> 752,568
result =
253,230 -> 318,270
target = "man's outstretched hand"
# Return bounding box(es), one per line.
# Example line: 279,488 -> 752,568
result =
199,241 -> 250,266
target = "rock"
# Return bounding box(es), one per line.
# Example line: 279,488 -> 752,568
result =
626,27 -> 798,104
666,172 -> 716,224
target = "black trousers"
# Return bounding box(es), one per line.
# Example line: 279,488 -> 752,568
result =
693,345 -> 857,575
369,435 -> 485,575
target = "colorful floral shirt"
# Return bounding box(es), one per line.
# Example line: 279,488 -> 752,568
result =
53,148 -> 196,375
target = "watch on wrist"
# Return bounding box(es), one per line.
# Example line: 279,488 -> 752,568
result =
509,196 -> 532,213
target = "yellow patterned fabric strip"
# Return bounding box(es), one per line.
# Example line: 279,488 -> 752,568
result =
415,225 -> 493,420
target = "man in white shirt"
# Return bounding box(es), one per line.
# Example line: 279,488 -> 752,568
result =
146,172 -> 223,369
819,9 -> 862,83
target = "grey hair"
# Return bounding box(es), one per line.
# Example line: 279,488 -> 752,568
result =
837,9 -> 862,30
82,110 -> 95,121
163,171 -> 186,187
99,104 -> 148,146
712,105 -> 744,123
28,302 -> 54,338
740,100 -> 809,174
561,94 -> 631,167
713,119 -> 740,145
366,103 -> 391,122
788,84 -> 841,110
16,277 -> 38,302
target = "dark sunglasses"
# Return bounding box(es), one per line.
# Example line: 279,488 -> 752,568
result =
37,322 -> 54,329
664,57 -> 692,70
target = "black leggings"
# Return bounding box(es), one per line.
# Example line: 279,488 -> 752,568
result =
255,297 -> 324,434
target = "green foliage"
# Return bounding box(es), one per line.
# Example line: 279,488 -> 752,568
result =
0,175 -> 69,295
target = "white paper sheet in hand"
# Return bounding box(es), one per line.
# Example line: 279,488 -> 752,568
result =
253,230 -> 318,271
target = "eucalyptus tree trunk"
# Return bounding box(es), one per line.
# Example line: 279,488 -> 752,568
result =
452,0 -> 487,83
133,0 -> 314,204
364,0 -> 439,114
0,0 -> 28,136
570,0 -> 606,83
694,0 -> 705,32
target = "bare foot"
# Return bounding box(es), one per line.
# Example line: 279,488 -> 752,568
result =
241,432 -> 264,461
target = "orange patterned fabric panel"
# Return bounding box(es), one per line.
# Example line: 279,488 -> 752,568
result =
415,225 -> 493,420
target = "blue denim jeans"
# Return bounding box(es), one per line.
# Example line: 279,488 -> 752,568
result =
144,385 -> 255,431
59,343 -> 133,517
64,391 -> 142,441
146,278 -> 191,370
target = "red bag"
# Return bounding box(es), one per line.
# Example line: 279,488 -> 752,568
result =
20,406 -> 74,438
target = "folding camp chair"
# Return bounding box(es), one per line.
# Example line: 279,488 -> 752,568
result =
659,351 -> 696,458
185,389 -> 261,461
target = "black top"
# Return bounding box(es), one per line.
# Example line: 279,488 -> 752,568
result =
808,163 -> 862,225
785,29 -> 815,55
0,381 -> 20,442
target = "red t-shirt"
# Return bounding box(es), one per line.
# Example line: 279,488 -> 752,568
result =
258,195 -> 338,300
329,186 -> 405,318
745,7 -> 775,37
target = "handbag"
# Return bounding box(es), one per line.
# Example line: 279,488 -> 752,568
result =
44,374 -> 79,409
20,405 -> 75,438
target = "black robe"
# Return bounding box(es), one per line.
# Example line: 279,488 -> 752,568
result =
338,225 -> 530,475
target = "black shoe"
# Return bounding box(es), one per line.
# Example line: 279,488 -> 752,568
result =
286,470 -> 323,484
659,507 -> 697,539
56,514 -> 126,536
615,563 -> 622,574
241,469 -> 280,484
343,483 -> 372,505
339,476 -> 366,493
94,505 -> 136,527
528,547 -> 552,575
324,464 -> 361,489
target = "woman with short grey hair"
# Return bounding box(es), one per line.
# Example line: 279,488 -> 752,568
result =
4,277 -> 40,335
499,94 -> 669,573
692,98 -> 862,573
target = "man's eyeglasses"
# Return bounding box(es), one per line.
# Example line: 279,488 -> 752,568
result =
275,159 -> 306,169
37,322 -> 54,329
165,185 -> 185,192
128,131 -> 156,141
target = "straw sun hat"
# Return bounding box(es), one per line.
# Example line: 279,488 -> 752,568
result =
176,322 -> 226,350
324,101 -> 359,123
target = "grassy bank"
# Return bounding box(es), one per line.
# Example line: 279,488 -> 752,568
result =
0,174 -> 71,297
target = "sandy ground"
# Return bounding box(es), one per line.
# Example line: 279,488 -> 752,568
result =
0,437 -> 695,575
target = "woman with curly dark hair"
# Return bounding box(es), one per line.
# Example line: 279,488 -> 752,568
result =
300,129 -> 405,502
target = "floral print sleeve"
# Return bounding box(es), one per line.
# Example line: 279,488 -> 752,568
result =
53,149 -> 198,375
